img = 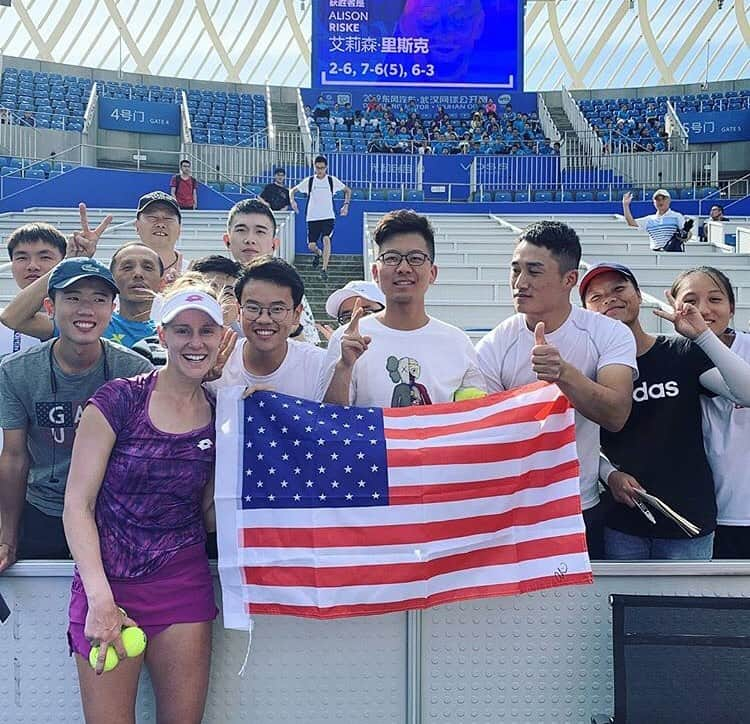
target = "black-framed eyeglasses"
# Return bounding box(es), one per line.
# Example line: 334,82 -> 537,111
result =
376,251 -> 432,267
241,302 -> 293,321
337,304 -> 384,326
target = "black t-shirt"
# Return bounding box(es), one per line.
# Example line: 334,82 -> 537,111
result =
260,183 -> 290,211
602,336 -> 716,538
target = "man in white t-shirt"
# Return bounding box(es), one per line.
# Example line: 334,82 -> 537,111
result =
622,189 -> 688,251
207,256 -> 325,401
1,223 -> 66,360
475,220 -> 637,558
323,209 -> 485,408
290,155 -> 351,282
222,198 -> 320,346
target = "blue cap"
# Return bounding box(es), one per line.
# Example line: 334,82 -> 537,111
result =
48,258 -> 119,296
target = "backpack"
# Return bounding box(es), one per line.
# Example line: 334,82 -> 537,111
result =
308,175 -> 334,195
662,218 -> 694,252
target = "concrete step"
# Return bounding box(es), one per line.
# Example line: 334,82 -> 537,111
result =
294,253 -> 364,321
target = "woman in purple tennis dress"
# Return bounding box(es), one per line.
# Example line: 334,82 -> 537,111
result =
63,280 -> 225,723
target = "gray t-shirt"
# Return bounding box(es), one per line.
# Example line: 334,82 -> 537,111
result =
0,338 -> 153,516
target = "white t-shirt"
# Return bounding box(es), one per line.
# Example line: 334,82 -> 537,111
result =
636,209 -> 685,250
475,305 -> 638,510
322,315 -> 486,408
293,175 -> 346,222
701,332 -> 750,526
0,315 -> 41,451
207,337 -> 326,402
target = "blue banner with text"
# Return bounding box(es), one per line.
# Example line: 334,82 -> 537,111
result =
98,97 -> 180,136
312,0 -> 524,91
681,110 -> 750,143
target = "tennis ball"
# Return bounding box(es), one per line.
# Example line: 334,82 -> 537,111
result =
121,626 -> 147,658
89,644 -> 119,672
453,387 -> 486,402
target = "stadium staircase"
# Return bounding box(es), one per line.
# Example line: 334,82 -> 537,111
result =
294,253 -> 365,325
364,212 -> 750,339
270,99 -> 302,153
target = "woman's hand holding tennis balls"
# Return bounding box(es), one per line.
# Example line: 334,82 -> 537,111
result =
85,599 -> 137,675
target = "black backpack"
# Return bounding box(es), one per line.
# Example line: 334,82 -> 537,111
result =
308,175 -> 334,194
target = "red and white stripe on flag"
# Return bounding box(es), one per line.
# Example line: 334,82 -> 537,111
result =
215,381 -> 592,626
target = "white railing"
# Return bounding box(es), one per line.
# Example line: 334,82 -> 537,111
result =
537,93 -> 561,143
82,82 -> 98,136
180,90 -> 192,145
737,226 -> 750,254
665,100 -> 689,151
561,85 -> 603,157
265,85 -> 275,152
296,88 -> 314,156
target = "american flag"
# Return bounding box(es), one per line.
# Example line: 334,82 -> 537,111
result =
215,382 -> 592,625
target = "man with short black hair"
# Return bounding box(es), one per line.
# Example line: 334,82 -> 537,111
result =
259,168 -> 291,211
206,256 -> 325,400
189,254 -> 243,329
0,258 -> 152,571
170,159 -> 198,210
323,209 -> 484,407
135,190 -> 184,283
223,198 -> 320,345
476,221 -> 638,558
290,155 -> 351,282
1,223 -> 66,358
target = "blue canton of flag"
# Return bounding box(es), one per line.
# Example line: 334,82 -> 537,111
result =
242,392 -> 389,509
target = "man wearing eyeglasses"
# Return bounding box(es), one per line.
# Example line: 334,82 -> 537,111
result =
205,256 -> 326,401
322,209 -> 485,407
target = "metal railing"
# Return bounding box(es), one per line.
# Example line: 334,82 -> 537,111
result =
265,84 -> 275,152
180,90 -> 192,144
296,88 -> 315,156
537,92 -> 561,143
665,100 -> 689,151
82,82 -> 98,136
562,85 -> 603,157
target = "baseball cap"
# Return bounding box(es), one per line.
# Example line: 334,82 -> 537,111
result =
579,262 -> 639,302
48,257 -> 119,296
152,289 -> 223,326
137,191 -> 182,221
652,188 -> 671,199
325,281 -> 386,318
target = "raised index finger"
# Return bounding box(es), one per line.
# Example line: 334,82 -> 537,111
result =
346,298 -> 364,335
78,202 -> 90,233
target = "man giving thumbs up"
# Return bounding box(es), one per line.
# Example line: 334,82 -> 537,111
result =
476,221 -> 637,558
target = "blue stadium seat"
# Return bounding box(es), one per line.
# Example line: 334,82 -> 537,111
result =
370,188 -> 389,201
350,188 -> 366,200
576,191 -> 594,202
534,191 -> 553,202
223,182 -> 241,194
207,181 -> 222,192
493,191 -> 513,202
406,190 -> 424,202
386,189 -> 402,202
25,168 -> 45,180
1,165 -> 19,176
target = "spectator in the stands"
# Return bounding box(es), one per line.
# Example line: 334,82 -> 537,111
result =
0,224 -> 66,359
222,198 -> 320,345
699,204 -> 728,242
581,262 -> 750,560
169,159 -> 198,211
485,98 -> 497,119
622,189 -> 689,252
134,191 -> 184,283
366,96 -> 380,114
259,168 -> 291,211
329,103 -> 345,129
313,95 -> 329,121
502,103 -> 515,122
476,221 -> 637,558
342,102 -> 355,131
0,258 -> 152,571
20,110 -> 35,127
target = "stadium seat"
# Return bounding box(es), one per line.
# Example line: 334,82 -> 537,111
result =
406,190 -> 424,202
576,191 -> 594,202
386,189 -> 402,202
370,188 -> 389,201
534,191 -> 553,202
223,182 -> 241,194
350,188 -> 366,200
493,191 -> 514,202
207,181 -> 222,192
25,168 -> 45,180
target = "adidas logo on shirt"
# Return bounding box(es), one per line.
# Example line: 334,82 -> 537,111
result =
633,380 -> 679,402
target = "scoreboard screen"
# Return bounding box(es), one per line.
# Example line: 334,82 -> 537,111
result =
312,0 -> 524,91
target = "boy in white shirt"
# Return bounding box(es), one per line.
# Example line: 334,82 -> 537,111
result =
207,256 -> 325,401
475,220 -> 638,558
323,209 -> 485,408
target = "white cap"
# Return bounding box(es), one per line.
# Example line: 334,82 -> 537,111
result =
325,281 -> 386,318
152,289 -> 224,326
652,188 -> 671,199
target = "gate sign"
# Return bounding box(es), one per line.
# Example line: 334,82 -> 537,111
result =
312,0 -> 524,90
681,111 -> 750,144
98,97 -> 180,136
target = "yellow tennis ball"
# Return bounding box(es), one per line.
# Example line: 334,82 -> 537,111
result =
453,387 -> 486,402
121,626 -> 147,658
89,644 -> 119,672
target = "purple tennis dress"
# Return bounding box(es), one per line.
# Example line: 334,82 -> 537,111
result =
67,371 -> 218,657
